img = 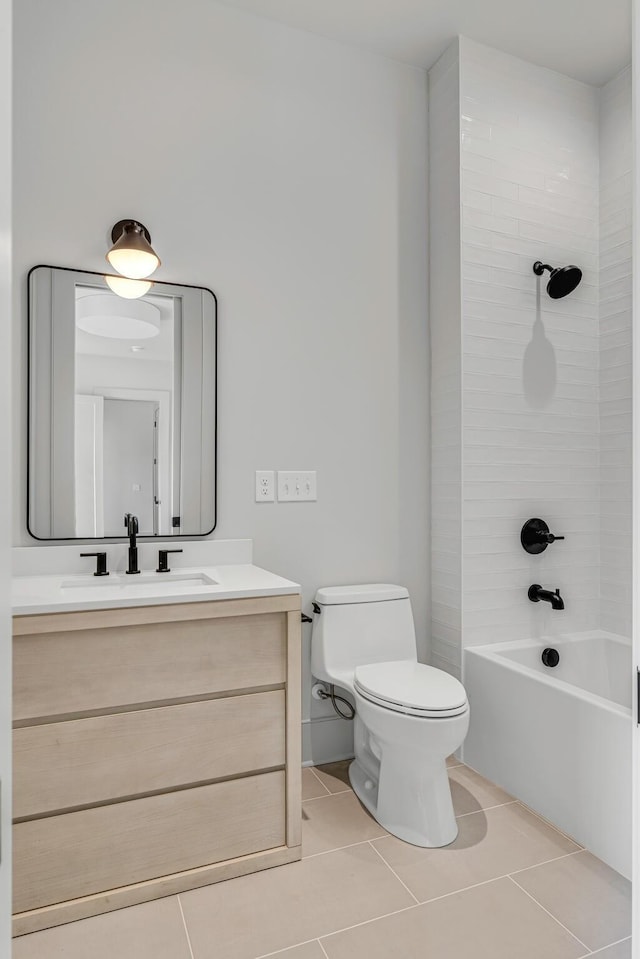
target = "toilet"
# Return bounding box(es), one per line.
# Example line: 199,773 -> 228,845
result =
311,584 -> 469,847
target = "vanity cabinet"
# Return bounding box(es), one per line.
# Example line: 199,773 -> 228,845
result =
12,593 -> 302,936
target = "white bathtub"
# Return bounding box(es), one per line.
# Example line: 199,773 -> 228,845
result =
464,631 -> 632,878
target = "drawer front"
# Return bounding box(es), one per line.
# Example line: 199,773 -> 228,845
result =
14,613 -> 285,722
14,691 -> 285,819
14,770 -> 285,914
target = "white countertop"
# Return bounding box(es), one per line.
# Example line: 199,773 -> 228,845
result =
12,563 -> 301,616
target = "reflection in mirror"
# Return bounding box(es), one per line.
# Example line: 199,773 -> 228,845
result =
28,266 -> 217,540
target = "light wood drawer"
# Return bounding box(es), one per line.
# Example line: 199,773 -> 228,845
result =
13,770 -> 285,914
14,690 -> 285,819
14,613 -> 285,722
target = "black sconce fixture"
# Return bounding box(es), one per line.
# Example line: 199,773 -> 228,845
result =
105,219 -> 160,299
106,220 -> 160,279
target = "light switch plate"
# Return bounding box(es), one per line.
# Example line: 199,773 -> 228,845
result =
277,471 -> 317,502
255,471 -> 275,502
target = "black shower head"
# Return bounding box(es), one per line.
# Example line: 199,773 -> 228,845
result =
533,260 -> 582,299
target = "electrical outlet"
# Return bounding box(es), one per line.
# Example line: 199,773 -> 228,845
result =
277,471 -> 317,502
255,470 -> 275,502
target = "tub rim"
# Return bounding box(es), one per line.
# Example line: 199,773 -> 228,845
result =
464,629 -> 631,719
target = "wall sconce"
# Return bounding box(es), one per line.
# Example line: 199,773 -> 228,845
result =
106,219 -> 161,279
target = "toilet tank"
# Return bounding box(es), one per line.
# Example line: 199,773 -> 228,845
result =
310,584 -> 417,686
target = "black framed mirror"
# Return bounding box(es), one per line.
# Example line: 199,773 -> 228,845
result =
28,265 -> 217,540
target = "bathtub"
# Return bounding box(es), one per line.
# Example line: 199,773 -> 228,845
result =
464,631 -> 632,878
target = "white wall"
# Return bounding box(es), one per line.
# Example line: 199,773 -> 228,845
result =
13,0 -> 429,761
76,354 -> 172,394
430,38 -> 632,674
599,66 -> 633,638
0,0 -> 9,946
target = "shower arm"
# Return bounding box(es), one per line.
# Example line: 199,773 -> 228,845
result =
533,261 -> 553,276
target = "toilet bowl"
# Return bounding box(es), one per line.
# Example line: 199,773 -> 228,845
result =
311,584 -> 469,847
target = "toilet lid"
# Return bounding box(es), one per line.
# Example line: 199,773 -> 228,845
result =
354,661 -> 467,716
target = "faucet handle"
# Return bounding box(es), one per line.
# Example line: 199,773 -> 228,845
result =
80,552 -> 109,577
157,548 -> 183,573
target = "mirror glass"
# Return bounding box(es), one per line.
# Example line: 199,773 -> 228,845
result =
28,266 -> 217,539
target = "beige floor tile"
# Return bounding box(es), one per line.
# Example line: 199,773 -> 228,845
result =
312,760 -> 352,793
513,850 -> 632,951
302,766 -> 331,800
303,790 -> 387,856
181,843 -> 413,959
590,940 -> 632,958
320,876 -> 585,959
372,802 -> 580,902
446,754 -> 463,768
262,942 -> 328,959
449,764 -> 513,816
12,897 -> 191,959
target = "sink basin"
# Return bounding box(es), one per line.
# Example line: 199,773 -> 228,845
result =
121,573 -> 218,587
61,572 -> 218,592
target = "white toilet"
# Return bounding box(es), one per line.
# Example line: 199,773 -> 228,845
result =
311,584 -> 469,847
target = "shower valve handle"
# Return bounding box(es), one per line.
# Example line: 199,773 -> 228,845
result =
521,518 -> 565,554
541,531 -> 564,544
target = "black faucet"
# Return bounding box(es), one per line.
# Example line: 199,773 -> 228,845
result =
157,548 -> 183,573
528,584 -> 564,610
80,551 -> 109,576
124,513 -> 140,574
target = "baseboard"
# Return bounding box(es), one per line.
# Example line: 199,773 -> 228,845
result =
302,715 -> 354,766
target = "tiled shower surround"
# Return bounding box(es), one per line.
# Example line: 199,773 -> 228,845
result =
430,38 -> 632,677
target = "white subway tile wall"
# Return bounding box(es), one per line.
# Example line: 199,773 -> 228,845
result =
429,38 -> 632,666
429,39 -> 463,678
599,66 -> 632,637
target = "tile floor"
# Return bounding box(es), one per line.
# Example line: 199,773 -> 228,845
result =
13,757 -> 632,959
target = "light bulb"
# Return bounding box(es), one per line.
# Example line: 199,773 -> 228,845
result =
106,247 -> 159,279
104,275 -> 153,299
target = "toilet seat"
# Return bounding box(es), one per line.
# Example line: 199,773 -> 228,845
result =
354,661 -> 468,718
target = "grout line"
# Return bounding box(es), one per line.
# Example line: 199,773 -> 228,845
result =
176,895 -> 196,959
581,936 -> 632,957
455,799 -> 519,818
508,848 -> 584,878
367,841 -> 421,905
508,875 -> 591,953
517,802 -> 585,848
255,937 -> 332,959
306,766 -> 333,796
302,790 -> 351,804
303,839 -> 385,861
255,937 -> 326,958
417,873 -> 527,907
302,787 -> 351,804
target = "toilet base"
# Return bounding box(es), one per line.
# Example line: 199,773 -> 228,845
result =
349,704 -> 469,848
349,755 -> 458,847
